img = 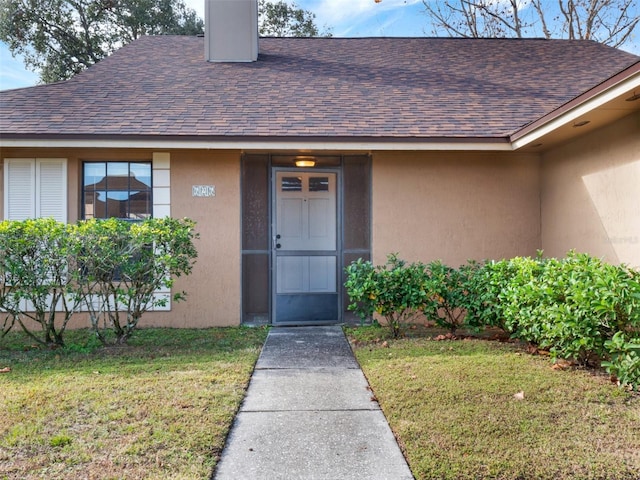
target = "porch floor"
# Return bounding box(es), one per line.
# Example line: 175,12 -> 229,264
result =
212,326 -> 413,479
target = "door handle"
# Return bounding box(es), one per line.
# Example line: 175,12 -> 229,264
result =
273,235 -> 281,249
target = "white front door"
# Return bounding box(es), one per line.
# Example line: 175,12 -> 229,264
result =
273,171 -> 339,323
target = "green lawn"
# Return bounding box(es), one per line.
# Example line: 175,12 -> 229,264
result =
0,327 -> 267,480
348,326 -> 640,480
4,325 -> 639,480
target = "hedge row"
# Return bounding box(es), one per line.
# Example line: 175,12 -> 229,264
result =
345,252 -> 640,390
0,218 -> 198,346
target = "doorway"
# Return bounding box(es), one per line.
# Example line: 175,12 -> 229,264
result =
272,170 -> 339,324
240,154 -> 371,326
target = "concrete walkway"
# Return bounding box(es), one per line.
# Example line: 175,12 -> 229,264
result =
213,326 -> 414,480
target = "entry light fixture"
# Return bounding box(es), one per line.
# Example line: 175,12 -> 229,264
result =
295,156 -> 316,167
626,91 -> 640,102
573,120 -> 590,128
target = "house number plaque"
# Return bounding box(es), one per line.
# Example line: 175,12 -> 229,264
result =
192,185 -> 215,197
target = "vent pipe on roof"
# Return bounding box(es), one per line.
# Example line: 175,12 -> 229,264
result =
205,0 -> 258,62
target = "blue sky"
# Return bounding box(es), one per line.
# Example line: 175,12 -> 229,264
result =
1,0 -> 638,91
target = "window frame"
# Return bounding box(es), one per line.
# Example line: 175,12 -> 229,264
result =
81,161 -> 153,221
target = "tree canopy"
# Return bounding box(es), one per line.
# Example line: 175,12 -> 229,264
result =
422,0 -> 639,48
0,0 -> 331,84
259,0 -> 332,37
0,0 -> 203,83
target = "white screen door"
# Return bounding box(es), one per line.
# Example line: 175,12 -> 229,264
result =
273,171 -> 339,323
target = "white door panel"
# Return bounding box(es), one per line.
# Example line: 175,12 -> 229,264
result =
276,172 -> 336,252
309,256 -> 337,292
276,255 -> 337,294
281,198 -> 304,240
309,198 -> 331,240
275,172 -> 337,299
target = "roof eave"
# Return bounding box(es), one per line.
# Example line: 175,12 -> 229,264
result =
510,60 -> 640,150
0,135 -> 513,152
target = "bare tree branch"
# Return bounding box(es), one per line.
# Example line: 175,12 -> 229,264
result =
422,0 -> 639,48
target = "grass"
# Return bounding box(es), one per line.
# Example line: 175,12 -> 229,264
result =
347,325 -> 640,480
0,327 -> 268,480
4,324 -> 639,479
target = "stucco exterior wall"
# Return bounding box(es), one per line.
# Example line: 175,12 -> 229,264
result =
9,134 -> 638,326
147,150 -> 241,327
541,112 -> 640,268
0,147 -> 242,328
371,151 -> 541,267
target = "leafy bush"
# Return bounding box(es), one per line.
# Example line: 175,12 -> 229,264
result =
424,260 -> 474,333
537,253 -> 640,363
346,249 -> 640,386
0,219 -> 81,346
344,258 -> 377,326
602,332 -> 640,391
462,251 -> 640,372
462,258 -> 516,332
496,255 -> 546,341
0,218 -> 199,346
72,217 -> 199,345
496,252 -> 640,364
0,222 -> 17,337
345,254 -> 432,338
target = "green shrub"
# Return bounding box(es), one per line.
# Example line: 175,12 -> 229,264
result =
0,222 -> 17,337
0,217 -> 199,346
462,257 -> 540,334
462,258 -> 507,332
461,251 -> 640,372
72,217 -> 199,345
537,253 -> 640,363
345,254 -> 432,338
0,219 -> 81,346
347,250 -> 640,383
503,252 -> 640,364
602,332 -> 640,391
424,260 -> 473,333
344,257 -> 377,326
494,255 -> 545,338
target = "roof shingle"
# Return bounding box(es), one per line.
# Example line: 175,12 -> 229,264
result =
0,36 -> 638,139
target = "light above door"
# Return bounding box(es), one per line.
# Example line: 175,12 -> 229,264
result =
295,156 -> 316,167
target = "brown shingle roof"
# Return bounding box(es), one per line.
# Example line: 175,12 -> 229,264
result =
0,36 -> 638,140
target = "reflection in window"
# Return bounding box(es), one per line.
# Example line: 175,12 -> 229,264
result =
282,176 -> 302,192
82,162 -> 152,220
309,177 -> 329,192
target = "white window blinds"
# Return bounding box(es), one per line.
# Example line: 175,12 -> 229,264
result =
3,158 -> 67,222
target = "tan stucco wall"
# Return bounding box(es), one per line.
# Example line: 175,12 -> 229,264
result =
541,112 -> 640,268
146,150 -> 241,327
371,151 -> 542,267
7,129 -> 637,327
0,147 -> 242,328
